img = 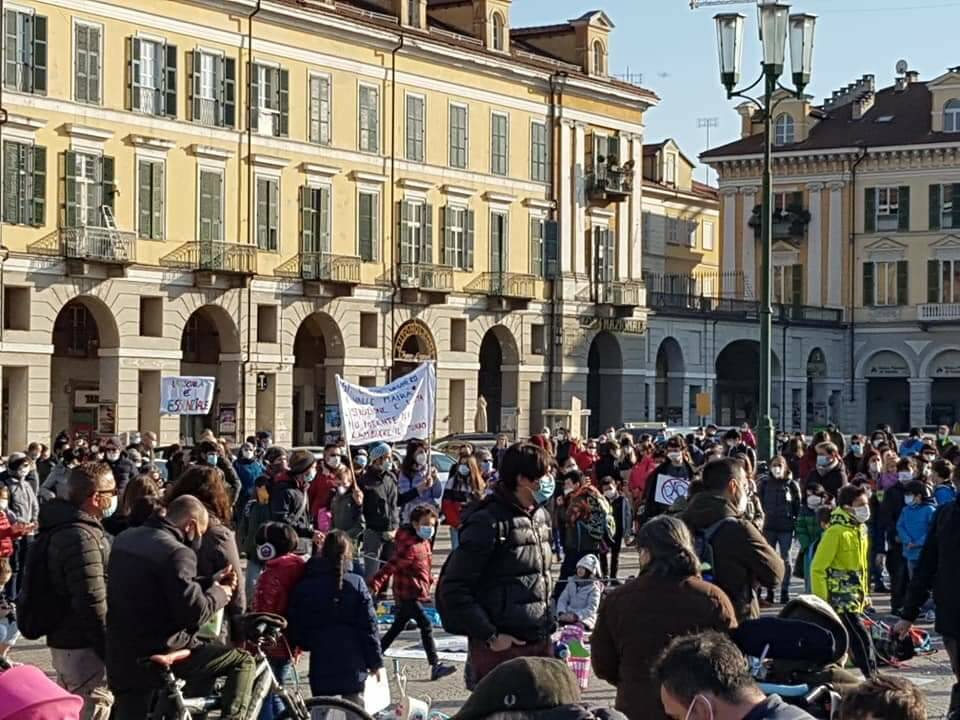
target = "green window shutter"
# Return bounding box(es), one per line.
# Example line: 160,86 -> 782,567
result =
790,191 -> 803,209
898,186 -> 910,232
32,15 -> 46,95
163,43 -> 177,117
530,216 -> 542,277
152,161 -> 163,239
896,260 -> 909,305
277,69 -> 289,137
190,51 -> 201,121
791,263 -> 803,307
300,186 -> 314,253
443,206 -> 454,266
128,37 -> 141,111
319,187 -> 331,253
953,184 -> 960,229
4,11 -> 17,90
138,159 -> 151,237
87,26 -> 100,103
397,201 -> 409,264
63,151 -> 79,228
31,145 -> 45,227
75,25 -> 88,102
256,178 -> 268,249
930,185 -> 942,231
862,262 -> 874,306
929,260 -> 942,303
544,220 -> 559,279
249,63 -> 259,131
864,188 -> 876,233
268,180 -> 279,250
101,155 -> 115,218
2,142 -> 19,224
198,171 -> 211,242
213,172 -> 223,241
422,203 -> 433,264
358,193 -> 373,261
222,57 -> 235,128
465,209 -> 474,270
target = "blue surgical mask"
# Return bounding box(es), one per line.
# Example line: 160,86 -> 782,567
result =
383,460 -> 394,473
304,468 -> 317,483
416,525 -> 435,540
851,444 -> 863,456
533,475 -> 555,506
816,455 -> 831,468
481,460 -> 493,474
206,453 -> 218,466
356,456 -> 368,468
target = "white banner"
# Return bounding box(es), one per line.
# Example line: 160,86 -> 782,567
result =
654,473 -> 690,506
336,363 -> 436,445
160,376 -> 216,415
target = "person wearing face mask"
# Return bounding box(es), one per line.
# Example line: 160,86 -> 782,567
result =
101,440 -> 136,500
627,441 -> 658,506
232,442 -> 264,523
553,428 -> 572,466
352,447 -> 369,473
437,443 -> 556,688
599,477 -> 632,582
896,481 -> 937,580
811,484 -> 878,679
804,441 -> 847,499
642,438 -> 696,522
270,449 -> 323,554
330,466 -> 365,574
592,517 -> 738,720
795,482 -> 827,585
655,631 -> 814,720
555,470 -> 614,602
369,505 -> 456,682
308,443 -> 342,519
857,451 -> 889,593
592,441 -> 621,486
398,439 -> 443,524
34,462 -> 115,718
358,443 -> 400,579
878,457 -> 916,616
758,457 -> 801,605
1,454 -> 39,599
477,448 -> 498,489
722,429 -> 757,471
193,440 -> 241,506
937,424 -> 955,455
442,454 -> 486,549
107,495 -> 253,720
681,458 -> 784,622
844,435 -> 866,478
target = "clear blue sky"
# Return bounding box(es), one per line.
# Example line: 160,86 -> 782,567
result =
512,0 -> 960,184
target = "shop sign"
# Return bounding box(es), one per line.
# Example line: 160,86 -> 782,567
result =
75,389 -> 99,407
933,351 -> 960,378
577,316 -> 647,335
865,351 -> 910,378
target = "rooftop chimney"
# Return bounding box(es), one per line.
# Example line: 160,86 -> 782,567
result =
852,92 -> 875,120
822,74 -> 876,109
906,70 -> 920,84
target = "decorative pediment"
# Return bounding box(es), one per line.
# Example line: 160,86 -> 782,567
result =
865,236 -> 907,262
570,10 -> 615,30
931,234 -> 960,260
864,237 -> 908,252
773,241 -> 801,266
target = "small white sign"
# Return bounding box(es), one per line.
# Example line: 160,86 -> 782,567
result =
654,473 -> 690,506
160,376 -> 216,415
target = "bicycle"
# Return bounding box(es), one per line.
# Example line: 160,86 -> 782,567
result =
140,612 -> 376,720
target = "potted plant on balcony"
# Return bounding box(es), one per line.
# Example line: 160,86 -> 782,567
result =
748,203 -> 811,243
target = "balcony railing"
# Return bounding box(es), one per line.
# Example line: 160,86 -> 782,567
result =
398,263 -> 454,292
644,271 -> 749,300
776,304 -> 844,324
587,165 -> 633,201
161,241 -> 257,274
276,252 -> 361,284
29,226 -> 136,264
601,281 -> 644,307
919,303 -> 960,322
465,272 -> 536,299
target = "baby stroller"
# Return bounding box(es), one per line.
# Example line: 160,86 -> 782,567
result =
0,663 -> 83,719
733,595 -> 855,719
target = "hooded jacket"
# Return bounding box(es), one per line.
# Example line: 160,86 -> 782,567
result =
2,471 -> 38,526
270,476 -> 314,540
681,492 -> 784,622
903,500 -> 960,637
934,482 -> 957,506
897,498 -> 937,563
359,466 -> 399,535
252,553 -> 306,659
555,577 -> 602,629
38,499 -> 109,656
758,474 -> 801,534
233,456 -> 265,496
810,507 -> 869,614
370,525 -> 433,602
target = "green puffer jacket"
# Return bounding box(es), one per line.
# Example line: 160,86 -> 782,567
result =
795,507 -> 823,551
810,507 -> 869,614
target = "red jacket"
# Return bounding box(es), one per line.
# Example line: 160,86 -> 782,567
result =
0,511 -> 25,558
252,553 -> 307,658
369,526 -> 432,602
307,470 -> 338,518
628,456 -> 658,502
574,450 -> 598,474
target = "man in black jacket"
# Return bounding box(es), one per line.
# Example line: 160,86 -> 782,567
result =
107,495 -> 254,720
103,440 -> 137,498
438,443 -> 556,689
359,442 -> 400,578
269,449 -> 320,554
41,461 -> 114,719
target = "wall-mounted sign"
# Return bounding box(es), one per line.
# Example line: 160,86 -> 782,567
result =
97,404 -> 117,435
865,351 -> 910,378
75,389 -> 100,408
578,316 -> 647,335
933,350 -> 960,378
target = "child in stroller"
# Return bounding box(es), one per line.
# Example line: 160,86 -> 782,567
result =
733,595 -> 859,719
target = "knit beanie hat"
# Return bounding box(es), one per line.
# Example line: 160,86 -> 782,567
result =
288,449 -> 316,476
453,657 -> 581,720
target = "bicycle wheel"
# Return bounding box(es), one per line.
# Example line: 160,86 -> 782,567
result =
277,695 -> 376,720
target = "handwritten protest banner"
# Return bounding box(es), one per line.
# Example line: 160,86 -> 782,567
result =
160,376 -> 216,415
336,363 -> 436,444
654,473 -> 690,506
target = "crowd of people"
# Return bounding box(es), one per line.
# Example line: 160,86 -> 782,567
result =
0,421 -> 954,719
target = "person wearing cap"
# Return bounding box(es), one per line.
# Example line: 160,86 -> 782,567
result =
256,431 -> 273,460
555,554 -> 602,630
358,443 -> 399,578
453,656 -> 625,720
233,442 -> 264,522
39,448 -> 87,502
193,440 -> 241,505
270,449 -> 322,553
102,441 -> 137,499
263,447 -> 289,485
1,454 -> 39,598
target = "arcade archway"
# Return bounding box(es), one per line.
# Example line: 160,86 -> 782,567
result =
655,337 -> 685,425
292,312 -> 345,445
477,325 -> 520,435
715,340 -> 782,427
587,331 -> 623,437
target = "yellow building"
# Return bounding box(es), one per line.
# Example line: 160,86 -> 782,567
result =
0,0 -> 655,448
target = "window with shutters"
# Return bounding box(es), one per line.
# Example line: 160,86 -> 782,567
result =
251,63 -> 288,137
594,227 -> 615,283
666,217 -> 680,245
442,206 -> 471,270
400,200 -> 430,264
870,261 -> 904,306
945,99 -> 960,133
931,184 -> 959,230
449,104 -> 468,169
359,84 -> 380,154
256,176 -> 280,251
687,219 -> 699,248
2,141 -> 45,227
190,50 -> 235,128
774,265 -> 802,305
63,151 -> 113,228
3,9 -> 46,95
300,185 -> 330,254
406,94 -> 425,162
875,187 -> 900,232
407,0 -> 422,28
198,169 -> 224,243
309,75 -> 331,145
74,22 -> 101,104
702,221 -> 715,251
357,190 -> 379,262
129,37 -> 176,117
490,211 -> 508,273
491,113 -> 509,176
530,215 -> 546,278
530,122 -> 548,182
927,259 -> 960,304
137,159 -> 164,240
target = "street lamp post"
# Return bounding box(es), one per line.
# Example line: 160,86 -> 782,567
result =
714,4 -> 816,462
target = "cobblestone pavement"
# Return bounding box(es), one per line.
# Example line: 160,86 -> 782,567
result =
15,532 -> 956,718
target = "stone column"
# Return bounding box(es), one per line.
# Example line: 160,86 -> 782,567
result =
827,181 -> 844,308
26,355 -> 52,445
721,188 -> 738,296
97,353 -> 139,436
273,363 -> 293,446
681,382 -> 692,426
629,135 -> 643,280
559,120 -> 574,275
806,183 -> 824,306
909,378 -> 933,428
573,122 -> 587,276
646,378 -> 656,422
741,187 -> 757,297
848,380 -> 869,432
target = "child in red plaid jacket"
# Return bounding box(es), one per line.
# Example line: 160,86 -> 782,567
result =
369,505 -> 455,681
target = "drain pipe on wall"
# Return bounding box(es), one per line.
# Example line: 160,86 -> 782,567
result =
547,71 -> 567,411
241,0 -> 262,436
848,145 -> 867,402
386,34 -> 405,383
0,0 -> 7,345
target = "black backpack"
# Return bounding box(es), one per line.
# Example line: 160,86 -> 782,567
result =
692,517 -> 737,584
16,526 -> 67,640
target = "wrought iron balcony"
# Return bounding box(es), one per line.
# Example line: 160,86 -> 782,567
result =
601,281 -> 643,307
29,226 -> 136,264
398,263 -> 454,292
465,272 -> 536,299
587,165 -> 633,202
775,304 -> 844,325
276,252 -> 361,284
919,303 -> 960,322
161,241 -> 257,275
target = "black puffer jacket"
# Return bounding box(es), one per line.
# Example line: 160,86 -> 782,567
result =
39,499 -> 109,657
270,478 -> 313,539
438,486 -> 555,644
758,474 -> 801,533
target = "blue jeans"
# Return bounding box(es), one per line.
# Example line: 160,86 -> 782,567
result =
450,527 -> 460,550
259,658 -> 295,720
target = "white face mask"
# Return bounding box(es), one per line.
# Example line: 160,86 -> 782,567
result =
904,494 -> 915,505
106,451 -> 120,462
603,489 -> 617,500
853,505 -> 871,524
241,449 -> 254,460
807,495 -> 822,509
735,487 -> 750,515
868,462 -> 882,474
899,471 -> 914,484
668,451 -> 683,463
336,485 -> 349,495
414,452 -> 427,467
325,455 -> 341,470
770,465 -> 785,479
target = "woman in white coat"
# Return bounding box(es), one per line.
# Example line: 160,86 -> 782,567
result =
556,554 -> 603,629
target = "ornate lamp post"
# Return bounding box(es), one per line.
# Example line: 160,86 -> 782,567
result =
714,4 -> 816,461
